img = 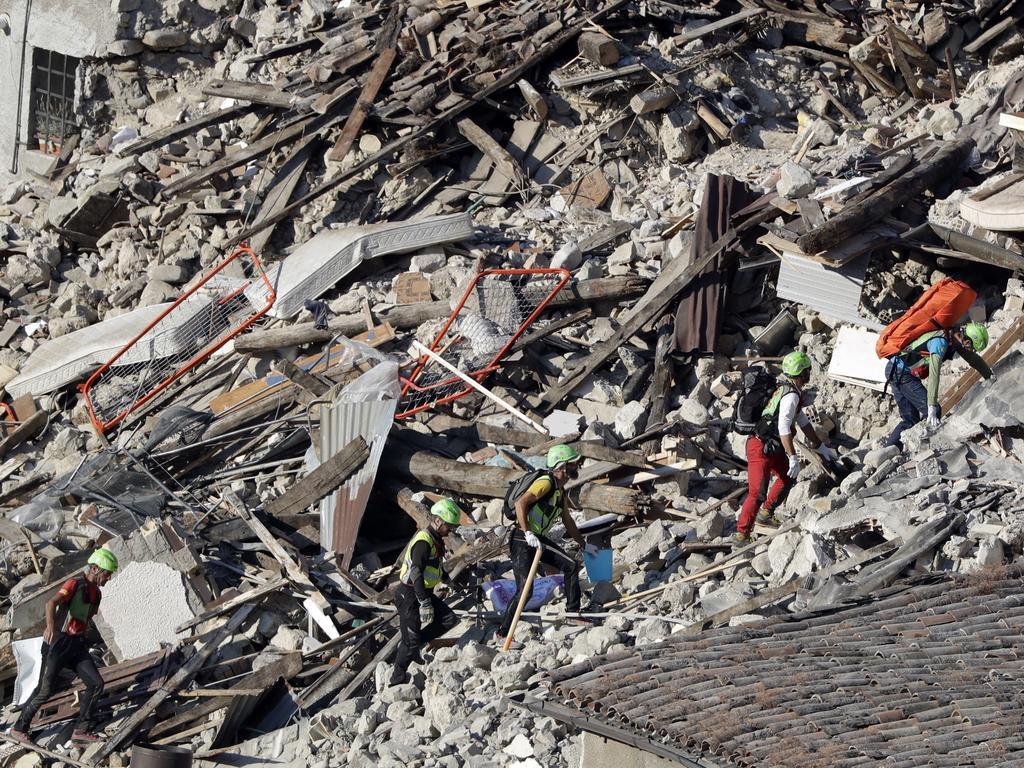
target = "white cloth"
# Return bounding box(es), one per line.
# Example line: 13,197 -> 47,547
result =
12,637 -> 44,706
777,391 -> 810,436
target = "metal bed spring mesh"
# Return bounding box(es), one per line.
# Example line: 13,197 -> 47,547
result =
396,268 -> 569,418
83,246 -> 275,433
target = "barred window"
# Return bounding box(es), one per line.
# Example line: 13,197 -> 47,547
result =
30,48 -> 79,153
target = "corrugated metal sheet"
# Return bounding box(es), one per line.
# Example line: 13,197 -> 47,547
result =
317,369 -> 397,567
776,251 -> 883,330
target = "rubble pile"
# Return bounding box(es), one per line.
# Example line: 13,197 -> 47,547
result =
0,0 -> 1024,765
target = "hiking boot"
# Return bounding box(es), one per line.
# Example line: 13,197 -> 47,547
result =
495,633 -> 524,651
71,730 -> 101,743
733,531 -> 752,545
757,509 -> 780,526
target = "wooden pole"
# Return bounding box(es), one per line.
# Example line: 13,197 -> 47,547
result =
411,340 -> 548,435
503,546 -> 542,651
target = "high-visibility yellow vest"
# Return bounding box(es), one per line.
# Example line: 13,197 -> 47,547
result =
528,485 -> 563,535
398,530 -> 442,589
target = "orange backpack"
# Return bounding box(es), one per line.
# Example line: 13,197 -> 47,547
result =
875,278 -> 976,359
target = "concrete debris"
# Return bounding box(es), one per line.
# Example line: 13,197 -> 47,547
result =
0,0 -> 1023,765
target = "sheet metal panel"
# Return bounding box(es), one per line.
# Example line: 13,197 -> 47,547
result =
776,251 -> 883,330
318,397 -> 395,567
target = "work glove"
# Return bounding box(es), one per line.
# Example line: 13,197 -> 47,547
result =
524,531 -> 542,550
787,454 -> 801,480
584,543 -> 599,557
418,600 -> 434,626
817,444 -> 838,463
927,405 -> 941,428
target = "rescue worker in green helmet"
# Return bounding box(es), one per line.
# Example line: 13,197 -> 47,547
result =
9,549 -> 118,744
735,351 -> 837,544
496,444 -> 593,648
390,498 -> 463,686
884,322 -> 992,449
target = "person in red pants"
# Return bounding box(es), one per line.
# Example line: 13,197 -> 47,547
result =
735,351 -> 837,544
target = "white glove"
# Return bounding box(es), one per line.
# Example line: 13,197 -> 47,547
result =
584,543 -> 599,557
787,454 -> 801,479
418,600 -> 434,626
927,405 -> 941,428
524,531 -> 542,550
817,444 -> 838,463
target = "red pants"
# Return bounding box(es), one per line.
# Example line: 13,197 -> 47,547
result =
737,436 -> 792,535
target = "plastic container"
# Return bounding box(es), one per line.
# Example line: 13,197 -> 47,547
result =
583,547 -> 613,583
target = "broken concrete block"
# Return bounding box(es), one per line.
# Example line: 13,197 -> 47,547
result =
143,28 -> 188,50
543,409 -> 584,437
659,108 -> 700,162
776,161 -> 816,199
614,399 -> 648,440
551,241 -> 582,270
97,561 -> 196,661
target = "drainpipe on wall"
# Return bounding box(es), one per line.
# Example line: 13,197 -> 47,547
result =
9,0 -> 33,175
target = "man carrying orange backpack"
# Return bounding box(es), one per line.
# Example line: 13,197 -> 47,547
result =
884,322 -> 992,448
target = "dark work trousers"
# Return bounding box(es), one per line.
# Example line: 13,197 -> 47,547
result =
391,584 -> 458,685
885,360 -> 932,448
737,436 -> 792,536
15,635 -> 103,733
499,530 -> 581,636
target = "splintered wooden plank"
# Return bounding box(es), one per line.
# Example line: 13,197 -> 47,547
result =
247,135 -> 318,254
326,46 -> 398,162
89,604 -> 257,763
202,80 -> 296,109
523,133 -> 563,185
263,437 -> 369,518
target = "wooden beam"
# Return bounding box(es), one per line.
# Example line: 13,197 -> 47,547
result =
201,80 -> 295,109
456,118 -> 526,189
224,492 -> 342,639
233,276 -> 645,355
326,4 -> 401,162
89,604 -> 257,763
796,138 -> 973,255
673,7 -> 764,44
175,577 -> 287,633
942,315 -> 1024,413
578,32 -> 618,66
124,106 -> 249,157
225,0 -> 631,247
161,114 -> 321,198
0,410 -> 46,460
263,437 -> 369,518
247,135 -> 318,254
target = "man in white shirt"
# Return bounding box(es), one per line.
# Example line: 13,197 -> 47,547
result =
735,351 -> 837,544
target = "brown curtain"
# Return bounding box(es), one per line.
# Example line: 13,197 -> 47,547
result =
673,173 -> 757,355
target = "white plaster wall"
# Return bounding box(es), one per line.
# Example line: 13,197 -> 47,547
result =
0,0 -> 118,183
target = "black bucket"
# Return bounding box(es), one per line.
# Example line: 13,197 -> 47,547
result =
129,744 -> 193,768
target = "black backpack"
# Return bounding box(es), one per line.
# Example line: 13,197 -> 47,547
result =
503,469 -> 552,521
732,367 -> 777,436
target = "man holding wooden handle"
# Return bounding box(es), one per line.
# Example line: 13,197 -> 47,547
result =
496,444 -> 594,649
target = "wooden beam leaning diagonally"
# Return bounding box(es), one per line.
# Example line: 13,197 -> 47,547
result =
326,2 -> 402,162
263,437 -> 369,518
941,315 -> 1024,414
223,491 -> 349,640
89,604 -> 257,764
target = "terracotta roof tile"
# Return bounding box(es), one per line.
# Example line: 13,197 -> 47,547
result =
534,565 -> 1024,766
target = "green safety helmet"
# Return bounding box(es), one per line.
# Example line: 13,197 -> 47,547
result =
87,548 -> 118,574
963,322 -> 989,352
430,498 -> 462,526
781,350 -> 812,378
547,444 -> 581,470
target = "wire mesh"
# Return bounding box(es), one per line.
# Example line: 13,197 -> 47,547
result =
82,246 -> 275,433
396,268 -> 569,418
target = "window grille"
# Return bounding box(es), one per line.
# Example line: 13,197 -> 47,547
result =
30,48 -> 79,154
